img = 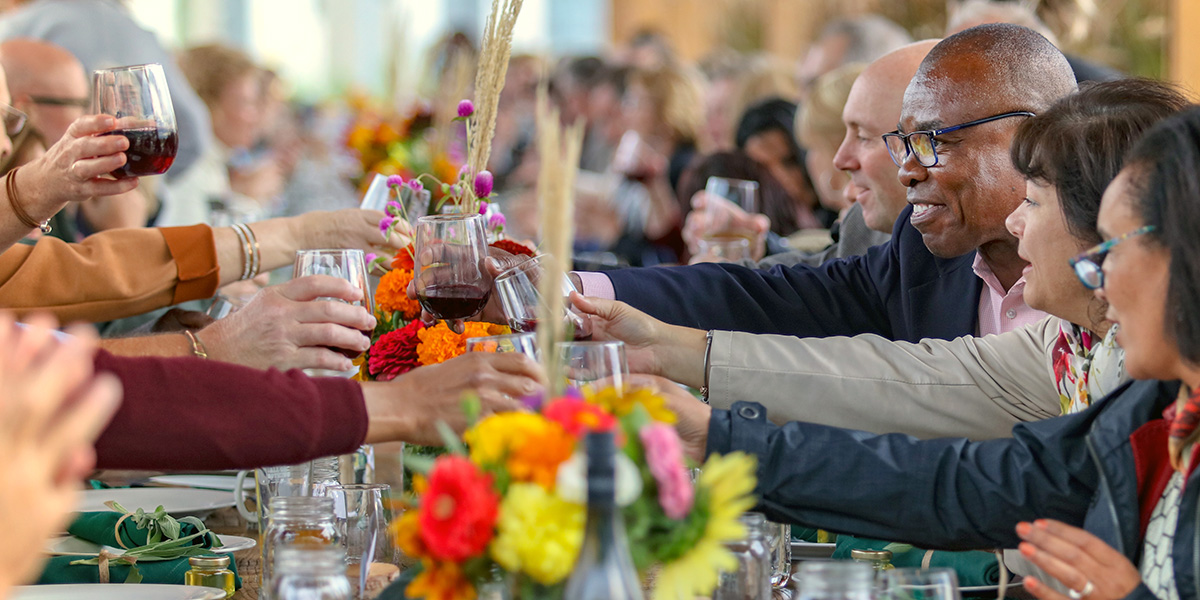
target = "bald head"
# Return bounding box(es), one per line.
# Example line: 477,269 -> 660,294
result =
1,38 -> 88,143
912,23 -> 1076,114
858,40 -> 940,115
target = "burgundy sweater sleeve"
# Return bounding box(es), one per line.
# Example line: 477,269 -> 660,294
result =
93,350 -> 368,470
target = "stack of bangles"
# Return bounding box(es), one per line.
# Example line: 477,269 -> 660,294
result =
5,167 -> 51,234
231,222 -> 260,280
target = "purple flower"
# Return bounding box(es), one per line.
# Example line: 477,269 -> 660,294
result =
386,174 -> 405,188
521,393 -> 544,411
448,184 -> 462,197
473,170 -> 494,198
386,200 -> 401,213
407,179 -> 424,193
478,201 -> 489,215
457,99 -> 475,118
365,252 -> 378,264
457,165 -> 471,181
489,213 -> 506,229
379,215 -> 395,235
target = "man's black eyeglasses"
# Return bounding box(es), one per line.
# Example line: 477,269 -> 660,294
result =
882,111 -> 1035,168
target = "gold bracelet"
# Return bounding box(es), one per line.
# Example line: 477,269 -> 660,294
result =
183,330 -> 209,359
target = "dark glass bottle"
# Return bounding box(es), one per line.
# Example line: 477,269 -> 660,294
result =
563,432 -> 645,600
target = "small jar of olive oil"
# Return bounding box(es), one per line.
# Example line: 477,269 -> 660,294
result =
184,554 -> 236,598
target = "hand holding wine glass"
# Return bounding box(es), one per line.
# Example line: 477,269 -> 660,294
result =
413,214 -> 492,326
292,250 -> 375,373
91,63 -> 178,179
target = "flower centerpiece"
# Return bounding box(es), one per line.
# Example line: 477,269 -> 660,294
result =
394,386 -> 759,600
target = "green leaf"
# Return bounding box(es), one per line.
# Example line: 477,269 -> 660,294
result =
461,394 -> 481,426
883,542 -> 914,554
124,565 -> 143,584
435,421 -> 467,455
404,453 -> 437,475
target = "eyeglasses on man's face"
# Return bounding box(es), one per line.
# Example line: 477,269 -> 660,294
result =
30,96 -> 91,110
1068,225 -> 1157,290
0,104 -> 28,137
882,111 -> 1035,168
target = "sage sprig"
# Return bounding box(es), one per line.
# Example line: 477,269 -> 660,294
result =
67,501 -> 225,582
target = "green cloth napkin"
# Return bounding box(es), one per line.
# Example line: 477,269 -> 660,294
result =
37,511 -> 241,588
832,535 -> 1001,587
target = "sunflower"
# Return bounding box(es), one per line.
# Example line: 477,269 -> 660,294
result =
653,452 -> 757,600
587,386 -> 677,424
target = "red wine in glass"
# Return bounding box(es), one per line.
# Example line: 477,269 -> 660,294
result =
418,283 -> 491,320
511,317 -> 593,341
101,127 -> 179,178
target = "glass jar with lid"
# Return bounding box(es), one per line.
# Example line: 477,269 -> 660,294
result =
184,554 -> 236,598
269,544 -> 352,600
850,548 -> 895,572
713,512 -> 771,600
261,496 -> 338,599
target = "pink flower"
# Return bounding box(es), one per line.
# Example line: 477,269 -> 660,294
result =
473,170 -> 494,198
639,424 -> 694,519
365,252 -> 378,264
489,213 -> 506,229
386,200 -> 401,213
448,184 -> 462,197
379,215 -> 395,235
478,201 -> 489,215
407,179 -> 424,193
457,100 -> 475,118
386,174 -> 405,188
457,165 -> 471,181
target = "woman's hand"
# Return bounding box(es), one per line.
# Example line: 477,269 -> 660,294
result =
20,115 -> 140,215
0,314 -> 122,591
626,373 -> 711,463
361,352 -> 546,445
569,293 -> 708,387
199,275 -> 376,371
296,208 -> 411,254
1016,519 -> 1142,600
682,192 -> 770,260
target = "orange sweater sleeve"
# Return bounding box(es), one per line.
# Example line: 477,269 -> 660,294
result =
0,225 -> 220,323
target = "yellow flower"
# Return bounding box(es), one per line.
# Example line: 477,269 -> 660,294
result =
587,386 -> 677,424
653,452 -> 757,600
406,559 -> 477,600
489,483 -> 585,585
464,413 -> 574,489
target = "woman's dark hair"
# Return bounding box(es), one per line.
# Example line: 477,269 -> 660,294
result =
676,151 -> 799,236
1124,106 -> 1200,365
735,98 -> 803,164
1010,78 -> 1189,246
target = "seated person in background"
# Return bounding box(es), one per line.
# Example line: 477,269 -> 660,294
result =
0,314 -> 121,598
794,15 -> 912,100
673,151 -> 788,263
796,63 -> 864,220
165,43 -> 282,227
0,37 -> 157,237
734,97 -> 824,230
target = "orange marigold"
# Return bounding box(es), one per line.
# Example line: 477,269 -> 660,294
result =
392,508 -> 427,559
392,244 -> 415,271
416,322 -> 511,366
376,268 -> 420,319
507,420 -> 577,489
407,559 -> 477,600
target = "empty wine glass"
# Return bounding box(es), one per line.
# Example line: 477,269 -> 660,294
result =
92,63 -> 178,178
702,176 -> 759,241
556,340 -> 628,393
494,255 -> 593,340
413,214 -> 491,322
466,332 -> 539,359
326,484 -> 396,600
880,568 -> 961,600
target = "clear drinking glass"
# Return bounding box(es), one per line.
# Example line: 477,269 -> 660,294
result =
764,519 -> 792,590
703,176 -> 760,241
413,214 -> 491,321
262,496 -> 339,599
556,341 -> 628,393
880,568 -> 961,600
692,237 -> 751,263
91,63 -> 178,178
493,255 -> 593,340
293,249 -> 373,378
792,561 -> 875,600
713,512 -> 771,600
326,484 -> 395,599
270,544 -> 352,600
466,332 -> 539,359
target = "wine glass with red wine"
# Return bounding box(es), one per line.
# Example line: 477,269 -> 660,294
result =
493,255 -> 593,340
414,214 -> 492,322
293,249 -> 374,375
92,63 -> 178,178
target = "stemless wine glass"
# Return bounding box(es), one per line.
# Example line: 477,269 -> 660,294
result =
494,255 -> 593,340
92,63 -> 178,178
466,332 -> 539,359
413,214 -> 491,322
326,484 -> 396,600
702,176 -> 760,241
792,561 -> 875,600
293,249 -> 373,381
556,341 -> 628,393
880,568 -> 961,600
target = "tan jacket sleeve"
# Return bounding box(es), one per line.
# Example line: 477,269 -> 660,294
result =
707,316 -> 1061,441
0,225 -> 219,323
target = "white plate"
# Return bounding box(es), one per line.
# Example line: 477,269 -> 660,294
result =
146,475 -> 253,492
11,584 -> 226,600
45,534 -> 255,557
78,488 -> 234,517
960,577 -> 1024,594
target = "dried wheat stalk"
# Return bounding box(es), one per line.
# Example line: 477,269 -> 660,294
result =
467,0 -> 523,213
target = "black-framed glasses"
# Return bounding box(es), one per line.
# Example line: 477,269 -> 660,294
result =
30,95 -> 90,109
0,104 -> 27,137
882,111 -> 1035,168
1068,225 -> 1157,290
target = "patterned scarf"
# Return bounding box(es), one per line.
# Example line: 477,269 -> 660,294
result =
1169,385 -> 1200,472
1051,320 -> 1126,415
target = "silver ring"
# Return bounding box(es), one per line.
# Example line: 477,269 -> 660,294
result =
1068,580 -> 1095,599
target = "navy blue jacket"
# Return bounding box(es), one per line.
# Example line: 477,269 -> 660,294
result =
709,379 -> 1188,600
605,205 -> 983,342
